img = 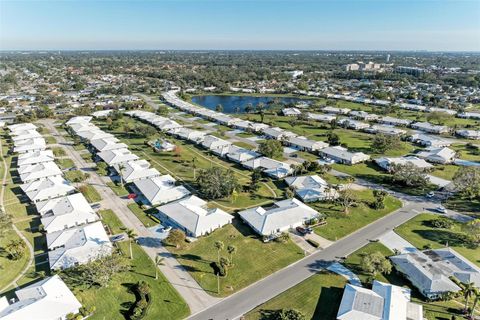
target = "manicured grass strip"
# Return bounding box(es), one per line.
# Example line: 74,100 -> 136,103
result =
52,146 -> 66,157
44,135 -> 56,144
312,190 -> 402,241
245,272 -> 347,320
98,209 -> 125,235
395,213 -> 479,267
127,203 -> 158,227
106,181 -> 129,197
79,184 -> 102,203
0,230 -> 31,293
168,221 -> 304,297
72,144 -> 86,151
56,158 -> 75,169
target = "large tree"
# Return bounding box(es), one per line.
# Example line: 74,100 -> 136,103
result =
390,163 -> 430,188
360,251 -> 392,277
258,139 -> 283,158
196,167 -> 240,199
453,167 -> 480,200
372,134 -> 402,153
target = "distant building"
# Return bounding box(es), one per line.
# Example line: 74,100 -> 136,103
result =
395,66 -> 426,76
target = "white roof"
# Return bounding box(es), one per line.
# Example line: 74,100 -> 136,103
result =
66,116 -> 92,125
36,193 -> 98,233
13,138 -> 46,153
307,113 -> 337,122
134,174 -> 191,206
242,157 -> 293,178
122,159 -> 161,183
416,147 -> 456,163
90,137 -> 127,152
21,177 -> 75,203
262,127 -> 296,139
157,195 -> 232,237
98,148 -> 139,167
375,156 -> 433,171
17,150 -> 55,167
238,198 -> 320,235
47,221 -> 112,270
18,162 -> 62,183
411,121 -> 449,133
201,135 -> 232,150
0,275 -> 82,320
7,123 -> 37,133
92,110 -> 113,118
69,122 -> 99,133
320,146 -> 370,164
77,129 -> 114,141
225,146 -> 261,163
285,175 -> 336,202
11,130 -> 42,142
288,136 -> 329,150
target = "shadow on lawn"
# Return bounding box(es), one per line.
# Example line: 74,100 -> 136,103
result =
413,229 -> 475,249
312,285 -> 344,320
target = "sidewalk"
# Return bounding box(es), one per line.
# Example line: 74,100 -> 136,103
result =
379,231 -> 419,254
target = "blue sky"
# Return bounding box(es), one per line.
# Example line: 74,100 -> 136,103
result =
1,0 -> 479,51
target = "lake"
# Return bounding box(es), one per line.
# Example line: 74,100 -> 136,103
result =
191,95 -> 312,114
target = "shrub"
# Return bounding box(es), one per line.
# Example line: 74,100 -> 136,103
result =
430,218 -> 454,229
128,281 -> 152,320
306,239 -> 320,248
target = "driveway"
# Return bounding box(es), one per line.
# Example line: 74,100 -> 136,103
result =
379,231 -> 419,254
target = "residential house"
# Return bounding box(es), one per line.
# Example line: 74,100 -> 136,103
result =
18,161 -> 62,183
121,159 -> 161,183
284,175 -> 338,202
13,137 -> 46,154
375,156 -> 433,171
11,130 -> 42,142
171,127 -> 206,143
77,129 -> 114,142
133,175 -> 191,206
456,130 -> 480,140
350,110 -> 379,121
238,198 -> 321,236
262,127 -> 297,140
21,176 -> 75,203
323,106 -> 350,115
242,157 -> 293,179
91,110 -> 113,118
307,113 -> 337,123
201,135 -> 232,152
7,122 -> 37,133
97,148 -> 139,169
378,116 -> 411,127
65,116 -> 92,125
409,133 -> 452,147
319,146 -> 370,165
364,125 -> 407,136
282,108 -> 302,117
416,147 -> 456,164
156,195 -> 232,237
17,150 -> 55,167
411,122 -> 449,134
90,137 -> 127,152
338,118 -> 370,130
286,136 -> 329,152
226,147 -> 261,163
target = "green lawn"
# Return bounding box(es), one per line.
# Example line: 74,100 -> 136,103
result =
430,164 -> 458,180
312,190 -> 402,241
452,143 -> 480,162
55,158 -> 75,169
52,146 -> 66,157
395,213 -> 479,266
127,203 -> 159,228
245,272 -> 347,320
167,221 -> 304,297
44,135 -> 56,145
79,184 -> 102,203
64,169 -> 87,182
232,141 -> 255,150
0,229 -> 31,293
106,181 -> 129,197
444,194 -> 480,216
72,143 -> 86,151
98,209 -> 125,234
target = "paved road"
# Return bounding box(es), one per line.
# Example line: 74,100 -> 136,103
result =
41,119 -> 219,314
189,202 -> 423,320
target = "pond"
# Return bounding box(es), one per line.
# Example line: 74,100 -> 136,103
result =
191,95 -> 313,114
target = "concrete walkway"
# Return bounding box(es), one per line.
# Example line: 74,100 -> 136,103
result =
289,231 -> 316,254
379,231 -> 419,254
326,262 -> 363,287
42,119 -> 219,314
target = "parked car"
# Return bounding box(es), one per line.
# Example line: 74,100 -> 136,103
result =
296,226 -> 313,235
426,191 -> 435,198
111,234 -> 125,242
164,226 -> 172,232
435,206 -> 447,214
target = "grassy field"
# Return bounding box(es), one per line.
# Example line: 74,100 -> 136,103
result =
312,190 -> 402,241
72,143 -> 86,151
52,146 -> 66,157
79,184 -> 102,203
167,221 -> 304,297
98,209 -> 125,234
44,135 -> 56,145
430,164 -> 459,180
55,158 -> 75,169
64,169 -> 87,182
0,229 -> 31,292
452,143 -> 480,162
395,213 -> 479,266
127,202 -> 159,228
245,272 -> 347,320
67,210 -> 190,320
106,181 -> 129,197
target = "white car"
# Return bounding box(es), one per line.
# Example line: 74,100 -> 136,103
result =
435,206 -> 447,214
426,191 -> 435,198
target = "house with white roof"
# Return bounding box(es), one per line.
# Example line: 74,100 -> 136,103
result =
133,174 -> 191,206
201,135 -> 232,152
13,137 -> 46,154
307,113 -> 337,123
338,118 -> 370,130
66,116 -> 92,125
7,122 -> 37,133
409,133 -> 452,147
364,125 -> 407,136
226,147 -> 261,163
416,147 -> 456,164
319,146 -> 370,165
47,221 -> 112,270
154,119 -> 182,132
456,129 -> 480,140
378,116 -> 411,127
411,122 -> 449,134
337,281 -> 422,320
171,127 -> 206,143
37,193 -> 99,233
90,137 -> 127,152
458,112 -> 480,120
323,106 -> 350,115
156,195 -> 232,237
238,198 -> 321,236
285,175 -> 338,202
242,157 -> 293,179
77,129 -> 114,142
18,162 -> 62,183
286,136 -> 328,152
121,159 -> 161,183
68,122 -> 99,134
262,127 -> 297,140
375,156 -> 433,172
350,110 -> 379,121
282,108 -> 302,117
11,130 -> 42,142
390,248 -> 480,300
92,110 -> 113,118
17,150 -> 55,167
21,177 -> 75,203
0,275 -> 82,320
97,148 -> 139,169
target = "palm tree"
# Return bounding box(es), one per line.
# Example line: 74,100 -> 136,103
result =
214,241 -> 224,263
461,282 -> 477,313
118,164 -> 125,187
227,245 -> 237,266
154,256 -> 165,280
126,229 -> 137,260
192,157 -> 197,180
470,289 -> 479,318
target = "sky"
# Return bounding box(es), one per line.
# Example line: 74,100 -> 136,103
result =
1,0 -> 479,51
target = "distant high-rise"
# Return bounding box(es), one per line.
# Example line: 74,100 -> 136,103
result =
386,54 -> 391,62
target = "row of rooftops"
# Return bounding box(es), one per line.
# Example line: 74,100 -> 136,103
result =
8,122 -> 113,272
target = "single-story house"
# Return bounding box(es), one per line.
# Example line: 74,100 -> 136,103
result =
37,193 -> 99,233
282,108 -> 302,117
338,118 -> 370,130
409,133 -> 452,147
319,146 -> 370,165
286,136 -> 329,152
378,116 -> 411,127
90,137 -> 128,152
77,129 -> 114,142
375,156 -> 433,172
121,159 -> 161,183
133,175 -> 191,206
416,147 -> 456,164
0,275 -> 82,320
156,195 -> 232,237
68,122 -> 99,134
390,248 -> 480,300
262,127 -> 296,140
47,221 -> 112,270
337,281 -> 422,320
171,127 -> 206,143
201,135 -> 232,152
19,161 -> 63,183
307,113 -> 337,123
458,112 -> 480,120
17,149 -> 55,167
21,176 -> 75,203
13,137 -> 46,154
97,148 -> 139,169
238,198 -> 321,236
410,122 -> 449,134
11,130 -> 42,142
65,116 -> 92,126
363,125 -> 407,136
349,110 -> 379,121
323,106 -> 350,115
91,110 -> 113,118
456,129 -> 480,140
226,146 -> 261,163
284,175 -> 338,202
242,157 -> 293,179
7,122 -> 37,133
